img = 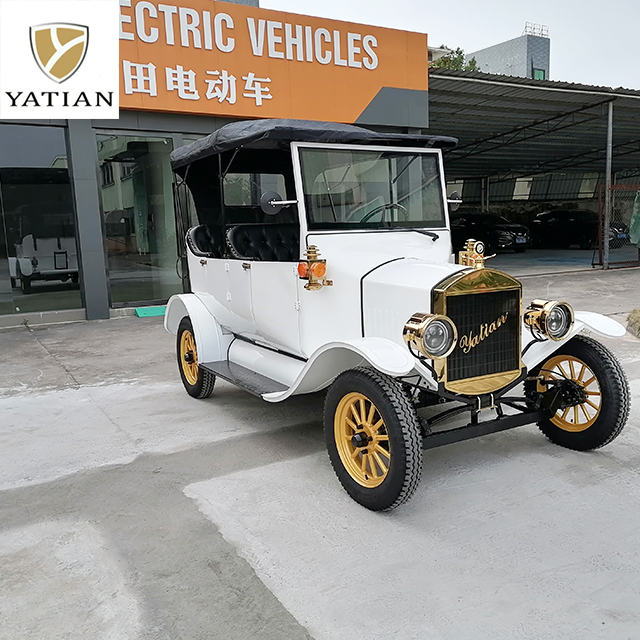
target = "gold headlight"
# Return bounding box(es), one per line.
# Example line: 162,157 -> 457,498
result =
403,313 -> 458,359
524,300 -> 574,341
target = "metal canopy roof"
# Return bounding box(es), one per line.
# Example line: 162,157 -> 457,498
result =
428,69 -> 640,181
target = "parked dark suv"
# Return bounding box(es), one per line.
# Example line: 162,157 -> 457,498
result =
450,212 -> 531,253
531,209 -> 630,249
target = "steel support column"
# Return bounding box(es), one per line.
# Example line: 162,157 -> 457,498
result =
603,101 -> 614,269
66,120 -> 110,320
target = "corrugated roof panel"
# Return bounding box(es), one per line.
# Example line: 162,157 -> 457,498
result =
427,69 -> 640,178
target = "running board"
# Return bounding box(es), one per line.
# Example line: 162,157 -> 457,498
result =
200,361 -> 288,397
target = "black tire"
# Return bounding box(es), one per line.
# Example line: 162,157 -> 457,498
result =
10,277 -> 17,288
20,275 -> 31,294
579,236 -> 594,250
525,335 -> 629,451
176,316 -> 216,399
324,367 -> 423,511
71,274 -> 79,284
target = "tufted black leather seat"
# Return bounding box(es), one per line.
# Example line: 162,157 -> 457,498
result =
226,224 -> 300,262
186,225 -> 224,258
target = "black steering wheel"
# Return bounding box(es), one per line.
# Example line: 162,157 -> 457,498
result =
360,203 -> 408,224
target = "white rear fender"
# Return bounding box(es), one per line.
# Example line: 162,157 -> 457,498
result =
522,311 -> 626,371
165,294 -> 232,364
262,337 -> 414,402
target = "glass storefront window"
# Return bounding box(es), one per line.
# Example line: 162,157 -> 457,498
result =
96,134 -> 182,305
0,124 -> 81,315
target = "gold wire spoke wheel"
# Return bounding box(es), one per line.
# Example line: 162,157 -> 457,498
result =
180,329 -> 200,386
537,355 -> 602,432
334,392 -> 391,488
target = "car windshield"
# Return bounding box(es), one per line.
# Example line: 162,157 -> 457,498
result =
298,147 -> 446,230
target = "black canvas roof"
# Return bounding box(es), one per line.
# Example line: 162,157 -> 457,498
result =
170,118 -> 458,169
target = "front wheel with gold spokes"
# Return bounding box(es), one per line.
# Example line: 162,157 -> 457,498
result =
526,335 -> 629,451
324,367 -> 423,511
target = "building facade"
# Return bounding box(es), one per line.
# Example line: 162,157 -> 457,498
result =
0,0 -> 429,325
466,27 -> 550,80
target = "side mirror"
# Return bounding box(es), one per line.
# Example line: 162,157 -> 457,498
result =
260,191 -> 298,215
447,190 -> 462,212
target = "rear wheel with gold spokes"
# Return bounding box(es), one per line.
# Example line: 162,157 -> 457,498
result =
176,316 -> 216,399
324,368 -> 422,511
526,335 -> 629,451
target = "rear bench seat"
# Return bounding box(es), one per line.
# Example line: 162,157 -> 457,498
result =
226,224 -> 300,262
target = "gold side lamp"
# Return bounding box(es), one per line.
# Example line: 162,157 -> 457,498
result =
298,245 -> 333,291
524,300 -> 574,341
403,313 -> 458,359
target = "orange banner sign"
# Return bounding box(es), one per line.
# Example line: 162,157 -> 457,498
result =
119,0 -> 428,122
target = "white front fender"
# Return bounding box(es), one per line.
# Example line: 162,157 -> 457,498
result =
574,311 -> 626,338
523,311 -> 626,371
262,337 -> 414,402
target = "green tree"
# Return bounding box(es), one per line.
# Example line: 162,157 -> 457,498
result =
431,46 -> 478,71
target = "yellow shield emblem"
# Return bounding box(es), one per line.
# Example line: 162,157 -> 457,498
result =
30,23 -> 89,83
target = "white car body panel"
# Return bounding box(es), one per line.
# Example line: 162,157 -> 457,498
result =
250,262 -> 302,354
186,229 -> 456,359
297,231 -> 453,356
262,337 -> 415,402
166,290 -> 415,400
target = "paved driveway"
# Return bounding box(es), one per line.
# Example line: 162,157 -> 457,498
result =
1,268 -> 639,640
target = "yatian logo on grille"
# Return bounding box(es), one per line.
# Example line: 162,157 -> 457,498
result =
459,312 -> 509,354
30,23 -> 89,83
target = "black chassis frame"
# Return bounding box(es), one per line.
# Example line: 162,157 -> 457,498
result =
399,369 -> 559,451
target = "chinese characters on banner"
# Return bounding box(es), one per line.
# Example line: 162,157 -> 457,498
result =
118,0 -> 429,122
123,61 -> 272,106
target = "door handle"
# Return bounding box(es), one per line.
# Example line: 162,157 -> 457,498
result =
242,262 -> 251,270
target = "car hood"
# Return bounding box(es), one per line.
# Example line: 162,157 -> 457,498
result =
360,258 -> 467,345
610,221 -> 629,233
494,223 -> 529,233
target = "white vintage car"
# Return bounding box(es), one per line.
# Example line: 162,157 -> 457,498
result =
9,234 -> 79,293
8,203 -> 79,294
165,120 -> 630,511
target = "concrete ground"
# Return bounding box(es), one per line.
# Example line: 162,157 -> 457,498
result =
1,267 -> 639,640
492,246 -> 639,277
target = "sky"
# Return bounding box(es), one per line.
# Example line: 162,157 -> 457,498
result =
261,0 -> 640,90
